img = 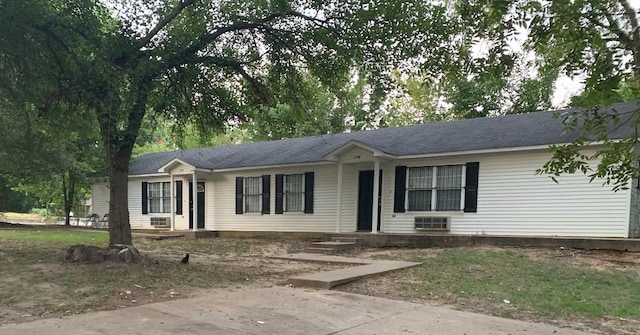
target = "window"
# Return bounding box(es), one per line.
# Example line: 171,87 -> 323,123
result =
408,167 -> 433,211
275,172 -> 314,214
407,165 -> 463,211
284,174 -> 304,212
148,182 -> 170,213
235,175 -> 270,215
244,177 -> 262,213
436,165 -> 463,210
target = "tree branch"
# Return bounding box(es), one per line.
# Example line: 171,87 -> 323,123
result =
136,0 -> 196,50
190,55 -> 271,104
618,0 -> 640,83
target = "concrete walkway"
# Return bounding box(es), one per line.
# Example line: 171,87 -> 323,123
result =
0,286 -> 596,335
273,253 -> 421,289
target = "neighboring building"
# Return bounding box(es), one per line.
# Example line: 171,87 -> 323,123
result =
91,102 -> 640,238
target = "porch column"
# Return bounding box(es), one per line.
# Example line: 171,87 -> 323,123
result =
335,161 -> 343,233
371,159 -> 380,233
192,172 -> 198,232
170,174 -> 175,232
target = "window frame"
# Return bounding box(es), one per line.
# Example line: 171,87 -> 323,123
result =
148,181 -> 171,213
283,173 -> 305,213
243,176 -> 262,213
406,164 -> 465,212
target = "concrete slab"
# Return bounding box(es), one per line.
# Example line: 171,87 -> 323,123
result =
289,261 -> 421,289
311,241 -> 356,246
132,232 -> 185,240
328,233 -> 640,251
272,253 -> 372,264
0,286 -> 597,335
273,253 -> 421,289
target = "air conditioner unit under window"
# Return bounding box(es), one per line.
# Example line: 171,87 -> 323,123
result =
150,217 -> 170,227
415,217 -> 449,231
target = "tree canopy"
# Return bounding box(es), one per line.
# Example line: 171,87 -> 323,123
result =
0,0 -> 455,246
4,0 -> 640,247
443,0 -> 640,190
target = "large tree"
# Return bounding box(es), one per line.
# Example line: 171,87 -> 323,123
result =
522,0 -> 640,190
0,0 -> 452,246
444,0 -> 640,190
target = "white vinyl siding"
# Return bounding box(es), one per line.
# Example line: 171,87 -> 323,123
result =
284,174 -> 304,212
90,182 -> 109,218
383,149 -> 631,237
209,164 -> 342,232
244,177 -> 261,213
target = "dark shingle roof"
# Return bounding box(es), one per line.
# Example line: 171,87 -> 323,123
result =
129,101 -> 640,175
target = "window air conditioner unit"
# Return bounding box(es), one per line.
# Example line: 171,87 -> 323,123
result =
414,217 -> 449,231
150,217 -> 171,227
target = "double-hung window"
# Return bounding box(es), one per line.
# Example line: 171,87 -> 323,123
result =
407,165 -> 463,211
244,177 -> 262,213
408,167 -> 433,211
284,174 -> 304,212
148,182 -> 171,213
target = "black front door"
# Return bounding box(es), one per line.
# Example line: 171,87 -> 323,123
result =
189,181 -> 205,229
357,170 -> 382,231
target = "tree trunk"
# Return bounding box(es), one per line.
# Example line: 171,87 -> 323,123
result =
62,174 -> 70,226
67,177 -> 75,225
108,148 -> 133,246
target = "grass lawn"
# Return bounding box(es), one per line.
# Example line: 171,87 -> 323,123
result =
404,249 -> 640,318
0,212 -> 43,221
343,247 -> 640,334
0,229 -> 108,244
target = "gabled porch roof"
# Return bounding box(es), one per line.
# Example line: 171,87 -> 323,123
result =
323,140 -> 395,161
157,158 -> 211,174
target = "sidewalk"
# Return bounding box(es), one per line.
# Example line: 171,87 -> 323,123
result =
0,286 -> 596,335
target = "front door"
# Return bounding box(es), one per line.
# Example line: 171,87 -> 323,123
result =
357,170 -> 382,231
189,181 -> 205,229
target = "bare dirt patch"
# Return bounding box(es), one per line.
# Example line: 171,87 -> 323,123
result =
0,227 -> 346,326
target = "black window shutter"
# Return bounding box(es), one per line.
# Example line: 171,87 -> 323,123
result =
304,172 -> 314,214
175,181 -> 183,215
235,177 -> 243,214
275,174 -> 284,214
141,182 -> 148,214
464,162 -> 480,213
262,175 -> 270,214
394,166 -> 407,213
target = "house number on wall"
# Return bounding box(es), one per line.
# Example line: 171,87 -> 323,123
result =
353,155 -> 361,159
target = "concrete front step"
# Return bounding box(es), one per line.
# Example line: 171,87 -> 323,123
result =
277,253 -> 421,289
304,241 -> 357,254
304,247 -> 336,255
329,236 -> 361,244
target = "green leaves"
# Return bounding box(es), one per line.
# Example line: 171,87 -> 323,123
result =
537,105 -> 640,192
